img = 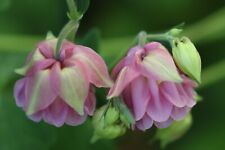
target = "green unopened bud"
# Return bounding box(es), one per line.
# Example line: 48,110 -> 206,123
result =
105,107 -> 120,125
98,125 -> 126,139
155,113 -> 192,148
92,106 -> 106,128
172,37 -> 201,83
91,105 -> 126,143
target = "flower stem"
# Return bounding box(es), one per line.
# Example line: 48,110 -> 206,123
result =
66,0 -> 79,19
147,33 -> 174,43
55,20 -> 79,59
54,0 -> 84,59
109,32 -> 174,71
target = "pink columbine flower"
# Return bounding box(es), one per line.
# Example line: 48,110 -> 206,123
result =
108,42 -> 197,131
14,39 -> 112,127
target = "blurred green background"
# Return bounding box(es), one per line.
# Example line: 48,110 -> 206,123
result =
0,0 -> 225,150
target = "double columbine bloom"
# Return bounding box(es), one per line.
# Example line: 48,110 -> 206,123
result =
108,42 -> 199,131
14,35 -> 200,132
14,39 -> 112,127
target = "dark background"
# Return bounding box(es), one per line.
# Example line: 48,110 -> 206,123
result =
0,0 -> 225,150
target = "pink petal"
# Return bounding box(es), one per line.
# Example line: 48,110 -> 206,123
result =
184,84 -> 196,98
25,70 -> 57,115
29,111 -> 43,122
107,66 -> 140,99
176,84 -> 196,107
37,39 -> 57,58
136,114 -> 153,131
127,46 -> 143,58
154,118 -> 173,128
122,85 -> 134,114
14,78 -> 26,107
126,46 -> 143,66
65,107 -> 87,126
147,79 -> 172,122
71,45 -> 113,88
144,42 -> 163,53
49,62 -> 61,95
182,74 -> 198,87
171,107 -> 190,121
59,41 -> 75,60
27,59 -> 56,76
111,58 -> 126,80
84,90 -> 96,116
141,43 -> 182,82
15,49 -> 45,76
43,97 -> 68,127
131,76 -> 149,121
59,66 -> 89,115
160,82 -> 186,107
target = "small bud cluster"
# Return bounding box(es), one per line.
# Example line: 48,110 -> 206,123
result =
91,104 -> 127,142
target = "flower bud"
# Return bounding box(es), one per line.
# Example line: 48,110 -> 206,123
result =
172,37 -> 201,83
105,107 -> 120,125
91,105 -> 126,143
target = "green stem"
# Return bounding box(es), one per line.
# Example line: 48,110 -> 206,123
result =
147,33 -> 170,41
108,32 -> 173,71
66,0 -> 81,20
54,0 -> 82,59
67,0 -> 78,16
55,20 -> 79,59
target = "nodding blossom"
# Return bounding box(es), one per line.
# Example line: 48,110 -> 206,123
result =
14,39 -> 112,127
108,42 -> 198,131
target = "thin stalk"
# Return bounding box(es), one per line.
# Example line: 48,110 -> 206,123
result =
55,20 -> 79,59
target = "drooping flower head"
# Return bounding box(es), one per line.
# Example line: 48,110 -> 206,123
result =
108,42 -> 199,131
14,38 -> 112,127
